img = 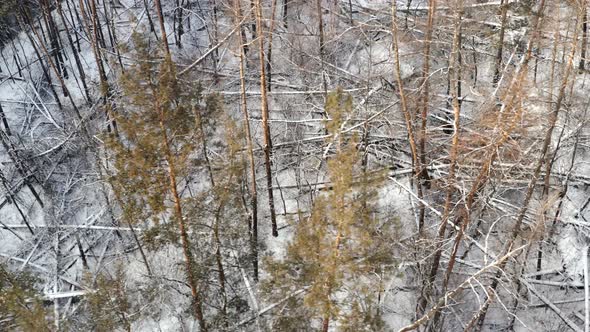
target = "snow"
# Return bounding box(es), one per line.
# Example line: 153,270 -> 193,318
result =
0,0 -> 589,331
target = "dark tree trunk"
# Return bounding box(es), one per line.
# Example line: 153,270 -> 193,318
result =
144,0 -> 159,39
154,0 -> 170,55
493,0 -> 508,84
56,0 -> 91,102
580,9 -> 588,70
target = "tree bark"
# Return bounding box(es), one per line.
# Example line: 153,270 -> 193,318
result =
266,0 -> 277,91
154,0 -> 170,55
416,1 -> 463,320
581,4 -> 588,70
255,0 -> 279,237
156,85 -> 207,331
55,0 -> 91,103
475,4 -> 572,330
493,0 -> 508,84
235,0 -> 259,281
80,0 -> 117,134
417,0 -> 436,225
20,10 -> 80,119
317,0 -> 328,97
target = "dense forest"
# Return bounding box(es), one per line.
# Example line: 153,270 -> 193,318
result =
0,0 -> 589,331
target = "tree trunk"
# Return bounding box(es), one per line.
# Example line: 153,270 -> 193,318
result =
101,0 -> 124,69
493,0 -> 508,84
212,0 -> 220,76
80,0 -> 118,134
322,315 -> 329,332
144,0 -> 159,39
250,0 -> 257,39
154,0 -> 170,55
283,0 -> 289,28
416,2 -> 463,319
214,206 -> 228,325
65,0 -> 82,51
391,0 -> 422,233
20,9 -> 82,118
235,0 -> 259,281
176,0 -> 185,48
266,0 -> 277,91
317,0 -> 327,97
255,0 -> 279,237
581,5 -> 588,70
475,4 -> 570,330
156,91 -> 207,331
0,102 -> 10,135
55,0 -> 91,103
417,0 -> 436,212
42,0 -> 69,81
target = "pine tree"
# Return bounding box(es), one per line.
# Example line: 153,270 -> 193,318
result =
184,107 -> 252,327
106,32 -> 207,330
0,264 -> 50,331
263,90 -> 397,331
106,30 -> 254,330
84,267 -> 133,332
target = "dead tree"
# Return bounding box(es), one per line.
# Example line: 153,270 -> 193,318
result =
235,0 -> 259,281
255,0 -> 278,237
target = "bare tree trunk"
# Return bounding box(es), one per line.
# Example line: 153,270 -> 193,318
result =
193,105 -> 216,189
417,0 -> 436,199
283,0 -> 288,28
155,0 -> 170,55
0,102 -> 10,135
322,315 -> 329,332
18,23 -> 62,110
581,3 -> 588,70
391,0 -> 423,240
41,0 -> 69,81
214,205 -> 228,325
235,0 -> 259,281
212,0 -> 220,76
20,10 -> 81,120
416,0 -> 463,319
475,5 -> 573,330
0,131 -> 44,209
143,0 -> 159,39
348,0 -> 353,25
317,0 -> 328,97
585,246 -> 589,332
250,0 -> 257,38
65,0 -> 82,51
0,168 -> 34,235
53,232 -> 60,330
92,0 -> 108,50
108,182 -> 153,276
101,0 -> 124,69
418,9 -> 548,329
80,0 -> 118,134
75,235 -> 88,269
176,0 -> 185,48
493,0 -> 508,84
266,0 -> 278,91
55,0 -> 91,103
255,0 -> 279,237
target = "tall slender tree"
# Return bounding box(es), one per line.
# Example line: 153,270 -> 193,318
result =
255,0 -> 278,237
263,90 -> 395,331
235,0 -> 260,281
108,33 -> 207,331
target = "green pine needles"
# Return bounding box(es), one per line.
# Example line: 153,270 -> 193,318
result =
263,89 -> 398,331
0,264 -> 50,331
